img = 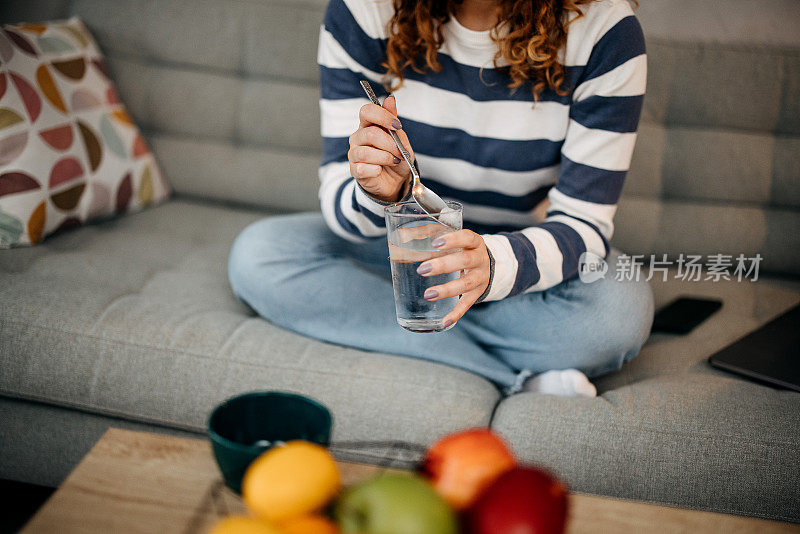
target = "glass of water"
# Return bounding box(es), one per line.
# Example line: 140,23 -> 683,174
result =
385,200 -> 463,333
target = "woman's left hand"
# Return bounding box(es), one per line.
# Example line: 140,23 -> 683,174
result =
417,229 -> 491,328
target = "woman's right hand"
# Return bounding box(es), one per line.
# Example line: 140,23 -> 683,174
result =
348,95 -> 414,203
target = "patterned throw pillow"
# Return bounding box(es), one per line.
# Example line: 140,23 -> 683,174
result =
0,17 -> 169,247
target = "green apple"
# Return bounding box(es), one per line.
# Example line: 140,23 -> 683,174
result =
335,473 -> 458,534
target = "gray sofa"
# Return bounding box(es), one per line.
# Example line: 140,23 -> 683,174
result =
2,0 -> 799,524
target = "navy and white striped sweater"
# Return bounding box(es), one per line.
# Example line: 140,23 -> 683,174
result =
318,0 -> 646,301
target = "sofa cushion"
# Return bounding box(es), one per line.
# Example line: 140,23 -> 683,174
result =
0,17 -> 169,247
491,273 -> 800,521
76,0 -> 326,212
0,199 -> 500,460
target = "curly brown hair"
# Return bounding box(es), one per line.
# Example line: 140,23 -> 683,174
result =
382,0 -> 597,101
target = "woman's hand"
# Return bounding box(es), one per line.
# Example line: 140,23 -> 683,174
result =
348,95 -> 414,203
417,230 -> 491,328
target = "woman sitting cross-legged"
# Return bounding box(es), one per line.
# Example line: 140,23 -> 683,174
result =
229,0 -> 654,396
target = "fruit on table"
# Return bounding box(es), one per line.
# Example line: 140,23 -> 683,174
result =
242,441 -> 340,522
335,473 -> 458,534
466,466 -> 569,534
209,516 -> 286,534
280,514 -> 340,534
423,428 -> 515,509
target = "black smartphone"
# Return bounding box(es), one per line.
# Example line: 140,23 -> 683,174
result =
651,297 -> 722,334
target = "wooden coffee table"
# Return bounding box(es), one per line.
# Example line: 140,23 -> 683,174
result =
21,428 -> 798,533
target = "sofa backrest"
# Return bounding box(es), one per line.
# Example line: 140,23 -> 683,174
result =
2,0 -> 799,275
3,0 -> 327,213
619,0 -> 800,275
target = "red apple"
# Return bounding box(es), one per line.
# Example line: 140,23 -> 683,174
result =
423,428 -> 516,510
466,466 -> 569,534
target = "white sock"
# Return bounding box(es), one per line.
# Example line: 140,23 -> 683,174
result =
521,369 -> 597,398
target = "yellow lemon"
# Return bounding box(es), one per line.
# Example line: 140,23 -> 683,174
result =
242,440 -> 340,522
209,515 -> 285,534
280,514 -> 340,534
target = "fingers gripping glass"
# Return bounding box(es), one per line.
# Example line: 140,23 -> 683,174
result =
385,201 -> 463,333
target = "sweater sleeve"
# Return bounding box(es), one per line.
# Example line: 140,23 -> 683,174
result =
481,10 -> 646,301
317,0 -> 392,242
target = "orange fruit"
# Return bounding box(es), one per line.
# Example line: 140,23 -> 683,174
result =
242,441 -> 340,522
280,514 -> 339,534
209,515 -> 285,534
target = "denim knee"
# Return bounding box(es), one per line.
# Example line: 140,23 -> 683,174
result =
583,273 -> 654,375
228,213 -> 340,316
621,275 -> 654,352
228,220 -> 266,305
228,217 -> 295,307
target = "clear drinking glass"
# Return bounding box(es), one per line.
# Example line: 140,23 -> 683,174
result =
385,200 -> 463,333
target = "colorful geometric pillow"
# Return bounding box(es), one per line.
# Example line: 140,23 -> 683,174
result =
0,17 -> 169,247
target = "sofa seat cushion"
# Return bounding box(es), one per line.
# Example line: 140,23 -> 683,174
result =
600,272 -> 800,390
0,199 -> 500,460
492,273 -> 800,521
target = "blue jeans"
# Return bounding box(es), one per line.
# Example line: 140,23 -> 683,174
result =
228,213 -> 654,394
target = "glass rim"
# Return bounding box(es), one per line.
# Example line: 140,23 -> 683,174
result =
384,199 -> 462,218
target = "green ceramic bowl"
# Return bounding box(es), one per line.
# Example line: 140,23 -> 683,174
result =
208,391 -> 332,493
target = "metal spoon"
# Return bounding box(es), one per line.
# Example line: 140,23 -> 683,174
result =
359,80 -> 454,225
